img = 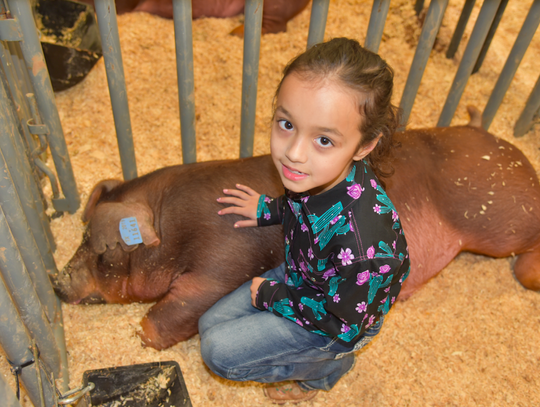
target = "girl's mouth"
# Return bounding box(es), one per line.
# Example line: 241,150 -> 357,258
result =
282,164 -> 308,181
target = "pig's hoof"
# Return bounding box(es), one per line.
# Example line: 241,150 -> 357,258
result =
138,319 -> 168,350
230,25 -> 245,37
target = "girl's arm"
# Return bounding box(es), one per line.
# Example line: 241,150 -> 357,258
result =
217,184 -> 260,228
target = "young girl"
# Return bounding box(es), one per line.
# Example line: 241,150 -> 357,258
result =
199,37 -> 410,404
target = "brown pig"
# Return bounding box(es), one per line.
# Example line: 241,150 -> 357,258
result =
52,108 -> 540,349
79,0 -> 311,35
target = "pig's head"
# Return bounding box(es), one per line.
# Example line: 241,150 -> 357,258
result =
52,180 -> 161,305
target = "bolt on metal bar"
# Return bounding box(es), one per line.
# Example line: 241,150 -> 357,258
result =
0,61 -> 57,274
446,0 -> 476,59
7,0 -> 81,213
437,0 -> 502,127
306,0 -> 330,49
399,0 -> 449,128
514,74 -> 540,138
364,0 -> 390,53
239,0 -> 263,158
0,259 -> 57,407
94,0 -> 138,180
483,0 -> 540,130
173,0 -> 197,164
472,0 -> 508,74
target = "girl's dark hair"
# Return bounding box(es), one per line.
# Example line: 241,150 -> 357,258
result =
274,37 -> 401,184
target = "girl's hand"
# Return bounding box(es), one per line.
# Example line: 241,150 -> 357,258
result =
250,277 -> 266,307
217,184 -> 260,228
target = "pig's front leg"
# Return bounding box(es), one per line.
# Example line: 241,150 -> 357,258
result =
138,272 -> 232,350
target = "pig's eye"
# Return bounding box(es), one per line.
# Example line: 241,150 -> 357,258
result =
278,120 -> 294,131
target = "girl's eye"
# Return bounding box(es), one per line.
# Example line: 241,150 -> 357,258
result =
315,136 -> 333,148
278,120 -> 294,131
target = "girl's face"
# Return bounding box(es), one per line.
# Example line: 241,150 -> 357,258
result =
271,73 -> 379,195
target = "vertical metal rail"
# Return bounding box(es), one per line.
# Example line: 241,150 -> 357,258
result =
482,0 -> 540,130
0,61 -> 57,275
0,371 -> 23,407
0,260 -> 56,407
239,0 -> 263,158
437,0 -> 502,127
399,0 -> 449,127
472,0 -> 508,74
514,74 -> 540,138
94,0 -> 138,180
306,0 -> 330,49
446,0 -> 476,59
364,0 -> 390,53
7,0 -> 81,213
414,0 -> 425,16
173,0 -> 196,164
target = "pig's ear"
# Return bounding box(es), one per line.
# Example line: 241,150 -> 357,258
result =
89,202 -> 161,254
82,180 -> 124,223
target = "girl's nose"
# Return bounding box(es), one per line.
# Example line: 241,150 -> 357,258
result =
285,134 -> 308,163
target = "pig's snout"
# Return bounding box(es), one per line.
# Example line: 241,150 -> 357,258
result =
51,261 -> 106,305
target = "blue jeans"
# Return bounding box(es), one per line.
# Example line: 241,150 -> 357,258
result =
199,263 -> 383,391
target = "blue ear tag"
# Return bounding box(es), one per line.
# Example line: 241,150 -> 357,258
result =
119,217 -> 143,246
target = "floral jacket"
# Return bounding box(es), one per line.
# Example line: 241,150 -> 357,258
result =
255,160 -> 410,346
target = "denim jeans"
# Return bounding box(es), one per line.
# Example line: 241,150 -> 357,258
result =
199,263 -> 383,391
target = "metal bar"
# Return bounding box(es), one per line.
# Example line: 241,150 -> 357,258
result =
94,0 -> 138,179
414,0 -> 425,16
7,0 -> 81,213
239,0 -> 263,158
306,0 -> 330,49
514,74 -> 540,138
53,296 -> 69,392
364,0 -> 390,54
483,0 -> 540,130
0,370 -> 23,407
437,0 -> 502,127
399,0 -> 449,127
472,0 -> 508,74
446,0 -> 476,59
0,203 -> 61,379
0,60 -> 57,274
173,0 -> 196,164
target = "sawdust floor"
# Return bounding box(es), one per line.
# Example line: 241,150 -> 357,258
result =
2,0 -> 540,405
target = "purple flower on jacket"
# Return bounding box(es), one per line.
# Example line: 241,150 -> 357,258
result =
338,248 -> 354,265
270,281 -> 278,286
392,240 -> 396,250
369,315 -> 376,326
265,196 -> 272,203
356,270 -> 370,286
301,223 -> 308,232
323,268 -> 336,280
302,196 -> 309,203
295,319 -> 303,327
314,236 -> 319,244
307,247 -> 314,259
263,302 -> 268,309
347,183 -> 363,199
370,179 -> 377,189
384,286 -> 390,293
331,215 -> 340,225
264,212 -> 271,220
380,264 -> 391,274
380,296 -> 387,304
341,324 -> 351,333
367,246 -> 375,259
391,297 -> 396,304
333,294 -> 340,303
373,204 -> 381,214
299,303 -> 304,311
356,302 -> 367,313
392,210 -> 399,222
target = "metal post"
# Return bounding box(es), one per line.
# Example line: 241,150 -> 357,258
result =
0,268 -> 56,407
364,0 -> 390,53
0,205 -> 61,378
483,0 -> 540,130
173,0 -> 197,164
446,0 -> 476,59
7,0 -> 81,213
306,0 -> 330,49
0,61 -> 57,274
94,0 -> 138,180
472,0 -> 508,74
0,371 -> 23,407
514,75 -> 540,138
399,0 -> 449,127
414,0 -> 425,15
437,0 -> 502,127
239,0 -> 263,158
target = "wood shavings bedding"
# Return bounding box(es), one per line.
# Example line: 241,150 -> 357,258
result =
1,1 -> 540,405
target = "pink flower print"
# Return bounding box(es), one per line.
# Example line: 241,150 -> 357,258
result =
392,240 -> 396,250
323,268 -> 336,280
380,297 -> 387,304
392,210 -> 399,222
330,215 -> 340,225
350,222 -> 354,232
264,196 -> 272,203
301,196 -> 309,203
367,246 -> 375,259
391,297 -> 396,304
380,264 -> 391,274
264,212 -> 271,220
263,302 -> 268,309
314,236 -> 319,244
341,324 -> 351,333
298,303 -> 304,311
295,319 -> 303,327
333,294 -> 340,303
347,183 -> 363,199
384,287 -> 390,293
308,247 -> 314,260
369,315 -> 376,326
356,302 -> 367,313
356,271 -> 370,286
370,179 -> 377,189
270,281 -> 278,286
301,223 -> 308,232
289,300 -> 294,307
338,248 -> 354,265
373,204 -> 381,214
